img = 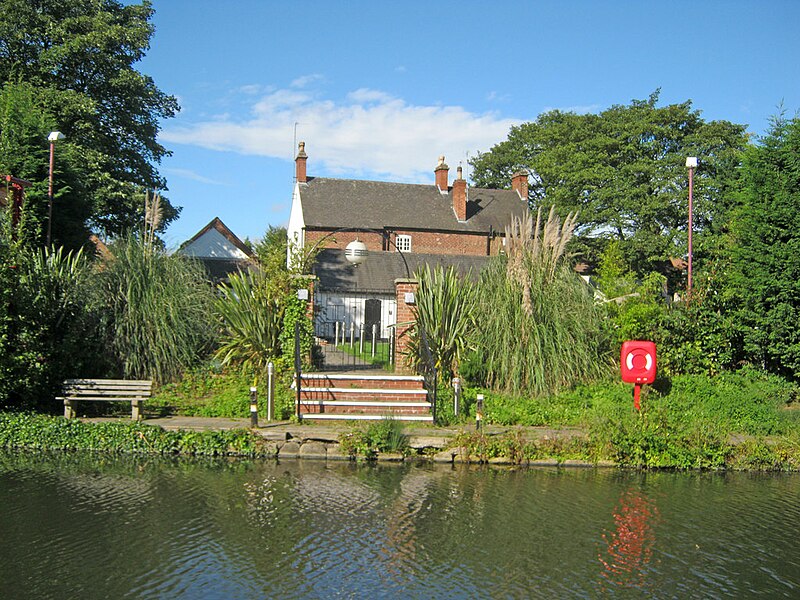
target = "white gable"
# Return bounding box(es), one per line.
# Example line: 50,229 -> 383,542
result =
181,228 -> 249,259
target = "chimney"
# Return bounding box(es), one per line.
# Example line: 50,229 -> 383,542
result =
511,170 -> 528,200
295,141 -> 308,184
453,166 -> 467,221
434,155 -> 449,192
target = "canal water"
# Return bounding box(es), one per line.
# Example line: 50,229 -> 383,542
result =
1,450 -> 798,599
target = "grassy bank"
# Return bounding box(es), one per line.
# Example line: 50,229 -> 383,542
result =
0,413 -> 273,457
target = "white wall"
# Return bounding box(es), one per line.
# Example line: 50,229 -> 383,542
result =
314,291 -> 397,340
181,228 -> 249,259
286,183 -> 305,268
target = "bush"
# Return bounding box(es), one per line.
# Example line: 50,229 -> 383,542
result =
338,418 -> 409,459
0,412 -> 272,457
92,235 -> 217,383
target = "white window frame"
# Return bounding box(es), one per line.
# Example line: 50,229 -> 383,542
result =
396,234 -> 412,253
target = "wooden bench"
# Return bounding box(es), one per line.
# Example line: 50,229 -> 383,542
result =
57,379 -> 152,420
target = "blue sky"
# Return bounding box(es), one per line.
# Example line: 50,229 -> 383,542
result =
139,0 -> 800,248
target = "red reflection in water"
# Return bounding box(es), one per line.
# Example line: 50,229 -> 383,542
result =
599,489 -> 659,588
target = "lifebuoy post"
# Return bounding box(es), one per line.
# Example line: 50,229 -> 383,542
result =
620,341 -> 657,411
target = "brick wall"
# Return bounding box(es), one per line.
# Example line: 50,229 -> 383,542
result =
306,228 -> 508,257
394,279 -> 419,373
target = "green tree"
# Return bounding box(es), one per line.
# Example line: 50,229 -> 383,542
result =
469,91 -> 747,278
0,0 -> 179,241
0,81 -> 91,248
728,114 -> 800,379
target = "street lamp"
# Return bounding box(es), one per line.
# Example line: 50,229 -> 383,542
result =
685,156 -> 697,301
47,131 -> 66,246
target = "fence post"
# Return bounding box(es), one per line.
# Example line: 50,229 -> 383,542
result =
267,361 -> 275,422
334,321 -> 340,347
371,323 -> 377,358
349,322 -> 355,347
249,386 -> 258,427
452,377 -> 461,417
295,321 -> 302,421
359,323 -> 365,354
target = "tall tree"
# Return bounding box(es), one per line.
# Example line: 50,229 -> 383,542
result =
470,91 -> 747,277
0,0 -> 179,243
729,114 -> 800,379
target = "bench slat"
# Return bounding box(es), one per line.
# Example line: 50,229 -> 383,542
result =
59,378 -> 152,420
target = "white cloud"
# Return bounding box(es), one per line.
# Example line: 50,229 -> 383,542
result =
161,84 -> 521,183
164,167 -> 227,186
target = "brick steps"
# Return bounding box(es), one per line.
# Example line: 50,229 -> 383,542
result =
293,373 -> 432,422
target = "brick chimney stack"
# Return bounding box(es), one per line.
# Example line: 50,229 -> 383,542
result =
295,141 -> 308,184
511,170 -> 528,200
453,165 -> 467,221
434,155 -> 449,192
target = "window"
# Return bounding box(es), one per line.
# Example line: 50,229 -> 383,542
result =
396,234 -> 412,253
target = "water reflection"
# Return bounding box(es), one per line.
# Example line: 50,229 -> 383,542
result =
2,452 -> 800,598
599,486 -> 659,590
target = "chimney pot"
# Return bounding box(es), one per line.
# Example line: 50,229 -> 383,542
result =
452,167 -> 467,221
512,170 -> 528,200
295,142 -> 308,183
435,155 -> 449,191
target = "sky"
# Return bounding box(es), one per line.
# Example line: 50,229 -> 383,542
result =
138,0 -> 800,248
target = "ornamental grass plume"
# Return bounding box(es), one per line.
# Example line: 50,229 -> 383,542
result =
472,207 -> 611,397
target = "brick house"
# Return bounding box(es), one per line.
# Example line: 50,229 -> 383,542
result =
286,142 -> 529,366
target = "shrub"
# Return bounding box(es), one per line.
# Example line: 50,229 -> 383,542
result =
471,208 -> 612,397
93,235 -> 217,383
338,418 -> 409,459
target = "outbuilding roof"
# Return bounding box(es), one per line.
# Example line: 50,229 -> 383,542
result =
313,248 -> 494,293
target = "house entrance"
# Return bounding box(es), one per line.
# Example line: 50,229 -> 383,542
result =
313,291 -> 396,371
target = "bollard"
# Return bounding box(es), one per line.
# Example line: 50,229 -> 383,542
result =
249,386 -> 258,428
359,323 -> 365,354
476,393 -> 484,431
371,323 -> 377,358
349,322 -> 355,347
334,321 -> 340,347
267,361 -> 275,422
452,377 -> 461,417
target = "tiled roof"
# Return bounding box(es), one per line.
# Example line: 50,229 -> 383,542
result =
300,177 -> 526,233
313,248 -> 493,293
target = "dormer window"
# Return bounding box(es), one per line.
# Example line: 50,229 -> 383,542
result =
396,234 -> 412,253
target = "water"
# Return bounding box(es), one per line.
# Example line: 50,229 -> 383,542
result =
1,451 -> 799,599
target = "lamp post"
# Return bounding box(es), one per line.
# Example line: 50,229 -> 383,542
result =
685,156 -> 697,301
47,131 -> 66,246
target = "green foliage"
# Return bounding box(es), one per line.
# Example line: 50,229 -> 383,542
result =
279,289 -> 314,370
0,241 -> 105,410
93,235 -> 216,383
470,210 -> 612,397
214,269 -> 284,374
338,418 -> 409,459
0,81 -> 91,248
404,265 -> 475,379
149,365 -> 295,420
0,412 -> 273,457
0,0 -> 180,238
469,91 -> 747,275
727,114 -> 800,380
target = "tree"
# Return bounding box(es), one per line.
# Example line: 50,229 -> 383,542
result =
470,91 -> 747,279
0,0 -> 179,242
0,81 -> 91,248
728,114 -> 800,379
